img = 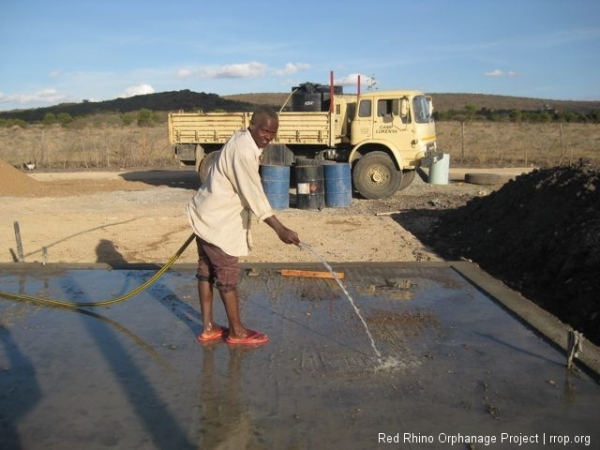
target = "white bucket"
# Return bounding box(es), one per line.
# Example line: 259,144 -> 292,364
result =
428,153 -> 450,185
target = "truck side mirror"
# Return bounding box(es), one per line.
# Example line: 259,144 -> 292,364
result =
426,96 -> 433,116
400,99 -> 409,117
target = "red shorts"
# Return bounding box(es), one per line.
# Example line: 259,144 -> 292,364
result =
195,237 -> 240,292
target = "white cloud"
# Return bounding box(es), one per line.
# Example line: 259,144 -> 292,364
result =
485,69 -> 521,78
485,69 -> 505,77
272,63 -> 311,76
177,68 -> 192,79
336,73 -> 376,87
200,62 -> 267,79
175,61 -> 310,83
0,88 -> 68,106
121,84 -> 155,97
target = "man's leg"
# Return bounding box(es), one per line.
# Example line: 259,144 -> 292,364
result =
198,280 -> 222,333
196,237 -> 226,341
218,287 -> 246,339
199,238 -> 267,344
219,287 -> 267,343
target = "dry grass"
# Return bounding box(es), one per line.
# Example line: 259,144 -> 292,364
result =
0,124 -> 175,169
1,121 -> 599,170
437,122 -> 600,167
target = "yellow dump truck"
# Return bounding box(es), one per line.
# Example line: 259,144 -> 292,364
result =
168,82 -> 439,199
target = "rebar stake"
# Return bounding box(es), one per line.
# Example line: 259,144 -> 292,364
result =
13,221 -> 24,262
567,329 -> 583,371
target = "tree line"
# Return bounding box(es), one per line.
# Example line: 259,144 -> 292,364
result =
434,104 -> 600,123
1,102 -> 599,129
0,108 -> 163,129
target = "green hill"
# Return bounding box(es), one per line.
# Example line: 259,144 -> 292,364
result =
0,90 -> 257,122
1,89 -> 598,123
225,92 -> 600,115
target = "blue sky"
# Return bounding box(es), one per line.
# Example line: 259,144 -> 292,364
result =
1,0 -> 599,111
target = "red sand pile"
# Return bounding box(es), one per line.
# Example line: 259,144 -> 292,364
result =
0,160 -> 42,196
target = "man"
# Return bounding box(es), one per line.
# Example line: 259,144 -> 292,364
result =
187,106 -> 300,345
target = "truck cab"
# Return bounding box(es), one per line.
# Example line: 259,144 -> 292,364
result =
347,90 -> 437,198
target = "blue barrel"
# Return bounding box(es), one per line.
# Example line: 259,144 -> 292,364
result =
324,163 -> 352,207
260,165 -> 290,210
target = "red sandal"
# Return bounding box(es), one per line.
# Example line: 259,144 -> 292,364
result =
225,331 -> 268,345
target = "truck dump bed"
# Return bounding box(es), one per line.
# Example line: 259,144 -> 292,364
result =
168,112 -> 250,145
169,109 -> 344,147
276,112 -> 334,146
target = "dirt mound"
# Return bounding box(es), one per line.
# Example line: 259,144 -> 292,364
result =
434,162 -> 600,345
0,160 -> 42,196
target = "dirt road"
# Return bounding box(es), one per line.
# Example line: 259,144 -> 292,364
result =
0,166 -> 516,266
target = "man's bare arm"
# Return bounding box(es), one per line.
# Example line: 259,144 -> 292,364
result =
264,215 -> 300,245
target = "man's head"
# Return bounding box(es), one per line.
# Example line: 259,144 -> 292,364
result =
249,106 -> 279,149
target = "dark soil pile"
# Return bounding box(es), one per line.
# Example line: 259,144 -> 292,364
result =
433,162 -> 600,345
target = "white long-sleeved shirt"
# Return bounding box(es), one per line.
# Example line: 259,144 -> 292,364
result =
186,129 -> 274,256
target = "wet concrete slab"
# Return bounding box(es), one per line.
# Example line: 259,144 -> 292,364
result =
1,263 -> 599,449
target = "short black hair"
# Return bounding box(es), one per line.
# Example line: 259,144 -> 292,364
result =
250,105 -> 278,124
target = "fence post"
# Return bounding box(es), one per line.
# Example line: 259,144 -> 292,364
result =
461,121 -> 465,159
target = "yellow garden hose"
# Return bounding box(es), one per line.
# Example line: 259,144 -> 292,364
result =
0,233 -> 196,309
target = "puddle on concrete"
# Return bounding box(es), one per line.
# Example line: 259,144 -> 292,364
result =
1,265 -> 599,449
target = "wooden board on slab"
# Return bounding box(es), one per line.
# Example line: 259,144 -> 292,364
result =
279,269 -> 345,280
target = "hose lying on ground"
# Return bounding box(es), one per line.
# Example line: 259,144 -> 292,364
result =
0,233 -> 196,309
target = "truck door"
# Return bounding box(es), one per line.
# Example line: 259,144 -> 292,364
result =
350,98 -> 374,144
373,98 -> 408,138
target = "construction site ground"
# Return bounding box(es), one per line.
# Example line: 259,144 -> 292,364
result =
1,161 -> 598,344
1,161 -> 599,448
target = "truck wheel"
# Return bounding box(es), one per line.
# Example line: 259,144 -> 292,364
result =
398,169 -> 416,191
464,172 -> 505,185
353,151 -> 401,199
198,151 -> 220,184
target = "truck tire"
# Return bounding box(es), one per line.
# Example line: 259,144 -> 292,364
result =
464,172 -> 505,185
397,169 -> 416,191
198,151 -> 220,184
353,151 -> 401,199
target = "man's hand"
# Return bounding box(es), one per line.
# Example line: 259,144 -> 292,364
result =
277,226 -> 300,245
265,216 -> 300,246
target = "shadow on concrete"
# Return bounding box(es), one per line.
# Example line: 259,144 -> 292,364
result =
94,239 -> 202,336
120,168 -> 200,190
64,275 -> 195,449
148,277 -> 202,337
0,324 -> 42,450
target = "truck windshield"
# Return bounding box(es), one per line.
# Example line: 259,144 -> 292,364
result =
413,96 -> 432,124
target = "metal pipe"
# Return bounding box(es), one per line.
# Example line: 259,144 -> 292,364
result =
329,70 -> 334,113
